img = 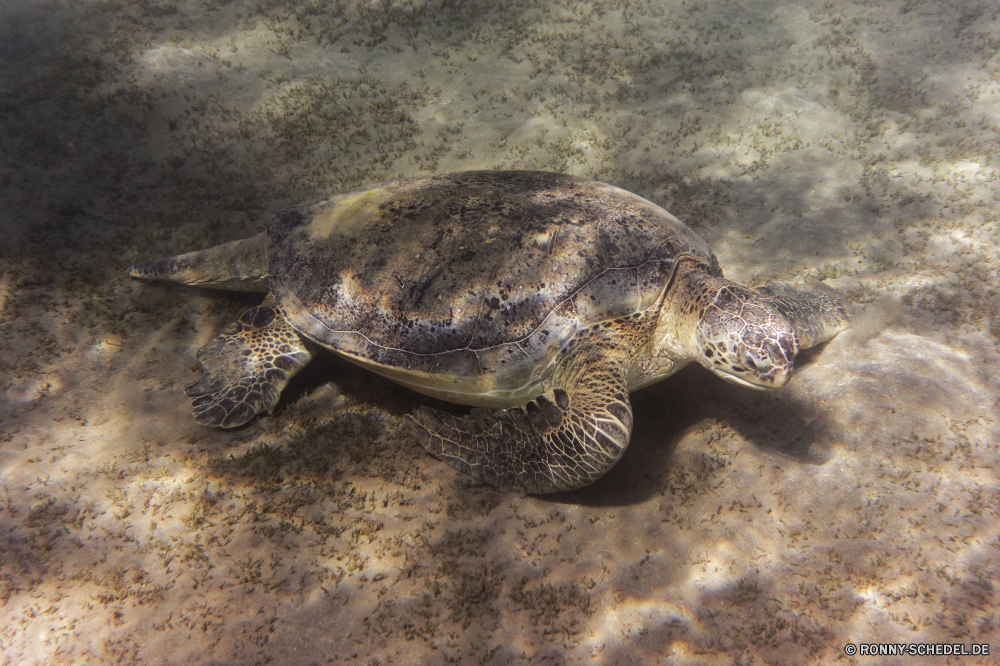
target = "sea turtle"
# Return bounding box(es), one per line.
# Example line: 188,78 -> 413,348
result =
129,170 -> 851,493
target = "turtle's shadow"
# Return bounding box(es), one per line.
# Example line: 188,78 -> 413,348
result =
275,342 -> 838,508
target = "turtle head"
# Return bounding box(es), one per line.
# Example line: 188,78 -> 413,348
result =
693,283 -> 798,390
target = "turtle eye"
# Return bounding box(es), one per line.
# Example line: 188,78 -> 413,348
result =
743,348 -> 773,373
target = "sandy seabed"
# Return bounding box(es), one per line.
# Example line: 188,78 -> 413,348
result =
1,0 -> 998,663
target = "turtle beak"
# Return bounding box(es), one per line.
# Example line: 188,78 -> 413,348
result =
715,366 -> 791,391
757,366 -> 792,389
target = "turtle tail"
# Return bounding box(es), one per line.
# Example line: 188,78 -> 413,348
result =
129,232 -> 269,292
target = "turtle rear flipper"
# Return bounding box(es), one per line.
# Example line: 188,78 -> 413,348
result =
129,233 -> 269,292
406,324 -> 635,494
756,282 -> 852,349
186,296 -> 313,428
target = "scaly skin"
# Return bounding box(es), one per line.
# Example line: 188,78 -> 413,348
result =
185,295 -> 313,428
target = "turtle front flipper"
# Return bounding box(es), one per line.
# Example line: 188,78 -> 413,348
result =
186,296 -> 313,428
406,330 -> 634,494
756,282 -> 852,349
